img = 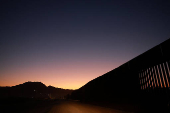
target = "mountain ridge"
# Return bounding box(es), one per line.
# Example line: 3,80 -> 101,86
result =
0,81 -> 73,99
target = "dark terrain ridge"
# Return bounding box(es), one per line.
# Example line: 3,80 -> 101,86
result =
0,81 -> 73,99
0,82 -> 73,113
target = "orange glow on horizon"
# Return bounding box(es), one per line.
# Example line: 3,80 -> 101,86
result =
0,60 -> 119,89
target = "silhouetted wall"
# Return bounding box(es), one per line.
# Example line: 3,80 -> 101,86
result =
71,38 -> 170,111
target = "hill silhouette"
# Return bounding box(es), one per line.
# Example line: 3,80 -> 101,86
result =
0,81 -> 73,99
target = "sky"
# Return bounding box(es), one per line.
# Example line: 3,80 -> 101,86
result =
0,0 -> 170,89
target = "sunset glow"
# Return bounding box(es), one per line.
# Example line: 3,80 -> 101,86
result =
1,0 -> 170,89
0,57 -> 120,89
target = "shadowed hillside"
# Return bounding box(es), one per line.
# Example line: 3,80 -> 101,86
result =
0,82 -> 73,99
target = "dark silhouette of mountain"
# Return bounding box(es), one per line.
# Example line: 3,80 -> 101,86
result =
0,82 -> 73,99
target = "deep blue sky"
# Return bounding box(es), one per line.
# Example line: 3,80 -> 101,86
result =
0,0 -> 170,89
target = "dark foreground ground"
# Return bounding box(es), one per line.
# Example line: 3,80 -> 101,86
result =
1,98 -> 169,113
48,100 -> 132,113
1,98 -> 55,113
1,98 -> 132,113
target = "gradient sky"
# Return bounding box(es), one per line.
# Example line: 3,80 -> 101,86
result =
0,0 -> 170,89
